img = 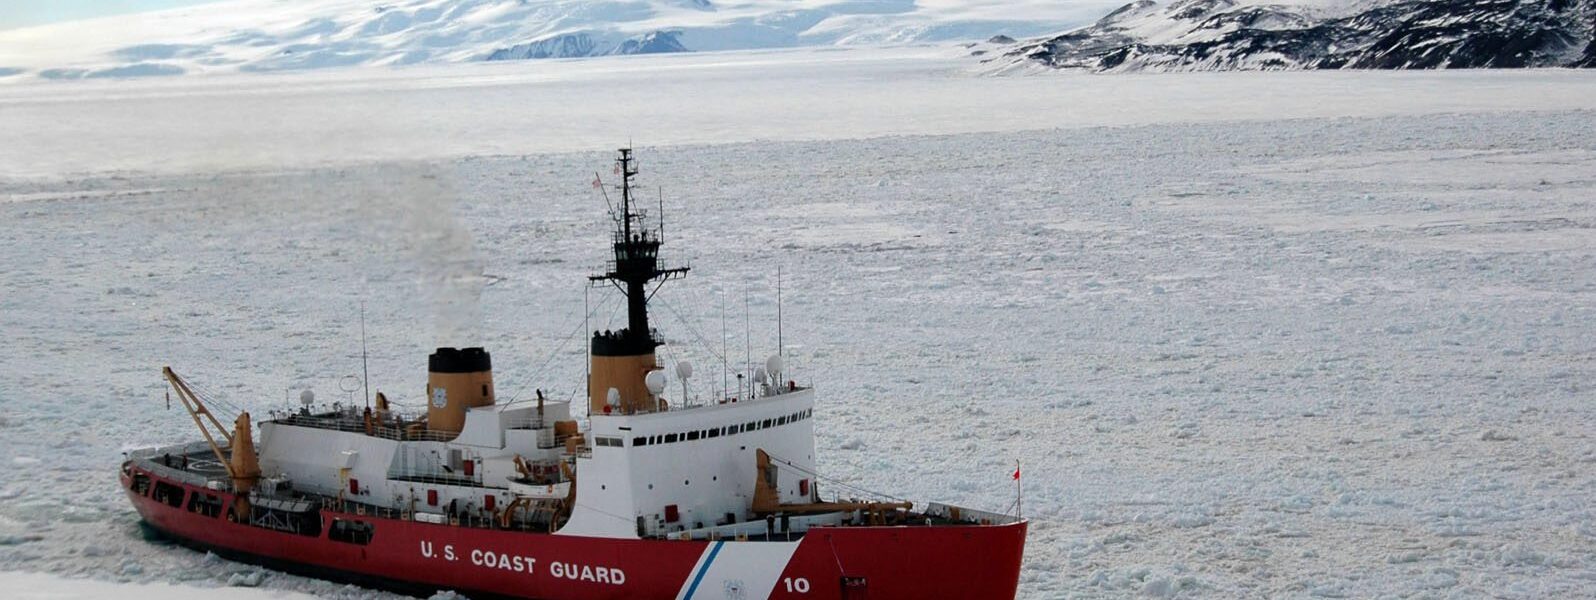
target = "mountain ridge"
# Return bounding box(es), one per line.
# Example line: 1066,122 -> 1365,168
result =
0,0 -> 1095,81
985,0 -> 1596,73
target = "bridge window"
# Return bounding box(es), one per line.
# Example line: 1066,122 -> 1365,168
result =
707,428 -> 720,438
664,433 -> 678,443
633,437 -> 648,446
686,431 -> 700,441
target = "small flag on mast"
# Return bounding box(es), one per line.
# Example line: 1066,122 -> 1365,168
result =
1013,459 -> 1022,519
592,174 -> 602,190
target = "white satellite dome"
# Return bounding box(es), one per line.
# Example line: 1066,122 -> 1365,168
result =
675,361 -> 693,380
645,370 -> 667,395
753,366 -> 768,384
606,387 -> 621,407
299,389 -> 315,407
765,354 -> 784,377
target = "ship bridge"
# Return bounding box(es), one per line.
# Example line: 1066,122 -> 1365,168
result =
560,381 -> 819,539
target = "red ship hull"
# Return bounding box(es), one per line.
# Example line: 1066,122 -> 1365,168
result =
123,465 -> 1027,600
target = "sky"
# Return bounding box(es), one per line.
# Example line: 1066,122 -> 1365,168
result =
0,0 -> 223,31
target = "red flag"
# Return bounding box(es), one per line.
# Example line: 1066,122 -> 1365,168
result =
592,175 -> 602,189
1012,466 -> 1020,481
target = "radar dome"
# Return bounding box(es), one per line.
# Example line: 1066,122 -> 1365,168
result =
645,370 -> 667,395
675,361 -> 693,380
299,390 -> 315,407
606,388 -> 621,407
765,354 -> 784,377
753,366 -> 768,384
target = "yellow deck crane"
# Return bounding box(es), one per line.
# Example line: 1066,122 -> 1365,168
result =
163,367 -> 261,517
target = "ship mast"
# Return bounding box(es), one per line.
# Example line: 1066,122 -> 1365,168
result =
587,148 -> 687,414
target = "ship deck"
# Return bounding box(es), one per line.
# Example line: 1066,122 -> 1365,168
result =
126,441 -> 1020,542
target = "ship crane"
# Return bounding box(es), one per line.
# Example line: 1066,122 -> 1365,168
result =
162,367 -> 260,496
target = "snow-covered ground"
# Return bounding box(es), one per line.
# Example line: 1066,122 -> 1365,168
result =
2,48 -> 1595,599
5,45 -> 1596,178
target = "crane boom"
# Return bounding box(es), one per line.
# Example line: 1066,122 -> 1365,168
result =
162,366 -> 236,478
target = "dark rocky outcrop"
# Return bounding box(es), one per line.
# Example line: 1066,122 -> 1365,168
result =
993,0 -> 1596,72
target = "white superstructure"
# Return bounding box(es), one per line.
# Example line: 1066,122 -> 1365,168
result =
562,385 -> 817,538
253,374 -> 819,541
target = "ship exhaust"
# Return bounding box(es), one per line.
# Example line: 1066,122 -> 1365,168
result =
426,346 -> 495,434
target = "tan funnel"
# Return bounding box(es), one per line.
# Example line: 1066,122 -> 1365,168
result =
427,347 -> 495,434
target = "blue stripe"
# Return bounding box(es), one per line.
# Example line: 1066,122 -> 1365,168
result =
682,541 -> 725,600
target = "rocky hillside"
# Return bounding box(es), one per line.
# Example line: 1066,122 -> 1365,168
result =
987,0 -> 1596,72
483,31 -> 688,61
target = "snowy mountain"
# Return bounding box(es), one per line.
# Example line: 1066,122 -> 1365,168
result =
984,0 -> 1596,73
483,31 -> 687,61
0,0 -> 1105,81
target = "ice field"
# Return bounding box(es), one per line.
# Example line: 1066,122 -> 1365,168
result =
2,47 -> 1596,599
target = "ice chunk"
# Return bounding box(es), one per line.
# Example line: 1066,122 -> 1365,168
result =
226,570 -> 265,587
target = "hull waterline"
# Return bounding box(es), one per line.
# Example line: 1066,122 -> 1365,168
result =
124,466 -> 1027,599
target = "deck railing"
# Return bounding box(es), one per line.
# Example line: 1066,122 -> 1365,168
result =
273,414 -> 457,442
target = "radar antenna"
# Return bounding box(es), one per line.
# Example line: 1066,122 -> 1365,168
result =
588,147 -> 689,350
